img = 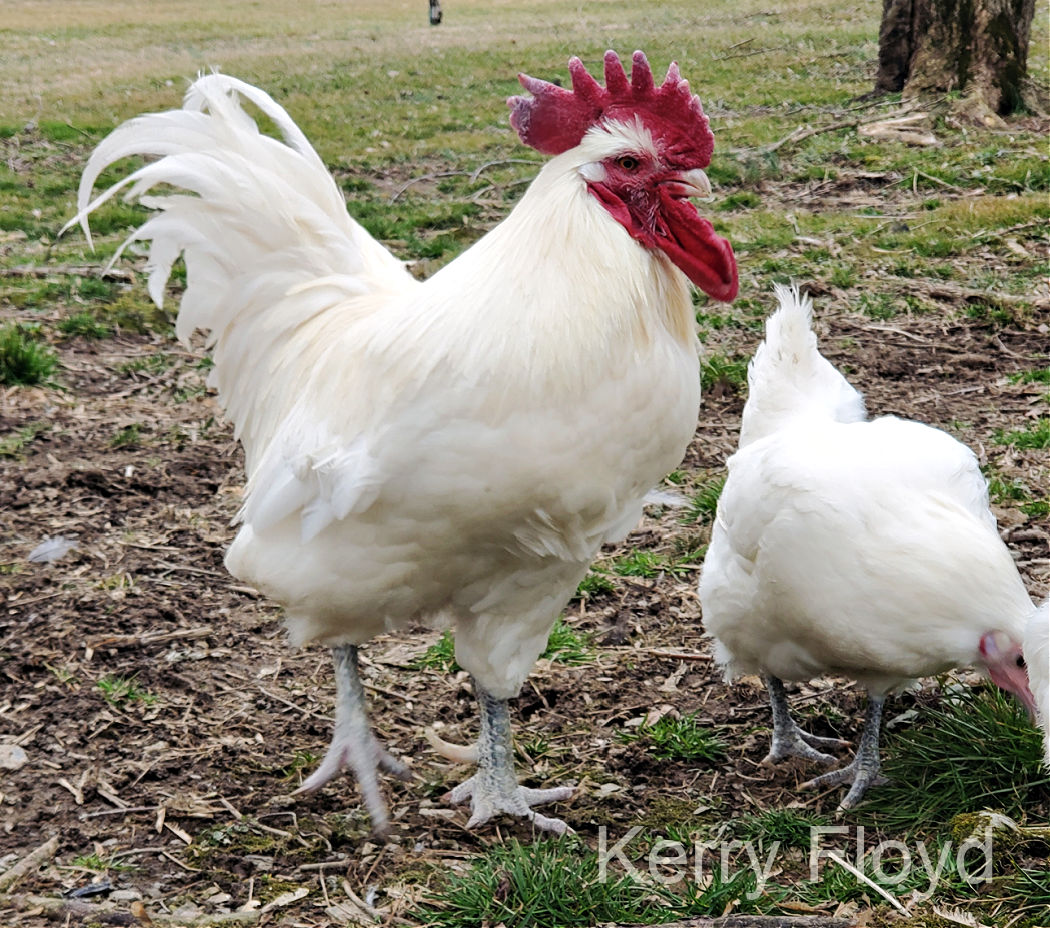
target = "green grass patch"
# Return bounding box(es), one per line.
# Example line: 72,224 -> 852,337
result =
730,808 -> 829,849
110,423 -> 143,449
96,674 -> 157,707
994,418 -> 1050,450
410,837 -> 761,927
57,310 -> 112,339
69,853 -> 136,874
415,617 -> 594,673
575,569 -> 616,600
700,353 -> 749,393
621,712 -> 727,763
858,685 -> 1050,832
1008,366 -> 1050,385
606,548 -> 703,580
0,323 -> 57,385
541,616 -> 594,666
684,475 -> 725,524
0,421 -> 49,458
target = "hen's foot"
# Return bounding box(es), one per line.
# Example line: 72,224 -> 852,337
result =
445,682 -> 573,834
293,645 -> 410,835
762,674 -> 849,766
447,776 -> 574,834
801,694 -> 886,811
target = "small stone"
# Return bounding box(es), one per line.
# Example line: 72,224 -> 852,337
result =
110,889 -> 143,902
0,745 -> 27,771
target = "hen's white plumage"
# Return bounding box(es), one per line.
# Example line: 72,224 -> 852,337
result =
1026,601 -> 1050,765
699,285 -> 1037,808
67,56 -> 734,833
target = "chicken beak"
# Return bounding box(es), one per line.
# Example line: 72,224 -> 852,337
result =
664,168 -> 712,201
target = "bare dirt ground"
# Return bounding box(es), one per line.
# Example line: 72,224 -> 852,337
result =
1,159 -> 1048,926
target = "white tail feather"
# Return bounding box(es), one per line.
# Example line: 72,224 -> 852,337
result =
739,284 -> 865,446
62,74 -> 418,469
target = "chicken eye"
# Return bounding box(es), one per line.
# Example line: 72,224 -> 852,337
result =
616,155 -> 640,172
1016,655 -> 1026,669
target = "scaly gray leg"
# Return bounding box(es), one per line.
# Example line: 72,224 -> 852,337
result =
762,674 -> 850,766
294,645 -> 410,834
802,694 -> 887,810
447,681 -> 573,834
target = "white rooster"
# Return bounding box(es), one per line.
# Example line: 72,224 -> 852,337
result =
698,285 -> 1038,810
66,52 -> 737,834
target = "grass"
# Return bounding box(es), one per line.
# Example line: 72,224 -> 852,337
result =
0,323 -> 57,385
69,853 -> 136,874
110,423 -> 143,448
858,685 -> 1050,833
621,712 -> 728,763
700,353 -> 749,393
994,418 -> 1050,450
575,570 -> 616,600
730,808 -> 829,849
415,617 -> 594,672
683,475 -> 726,524
606,549 -> 704,579
3,1 -> 1049,924
0,421 -> 49,458
410,837 -> 763,926
1008,366 -> 1050,385
96,674 -> 157,707
57,310 -> 112,339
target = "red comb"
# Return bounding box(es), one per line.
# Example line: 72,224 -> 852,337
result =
508,50 -> 713,164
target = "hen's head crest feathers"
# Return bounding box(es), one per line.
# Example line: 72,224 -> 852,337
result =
508,50 -> 713,164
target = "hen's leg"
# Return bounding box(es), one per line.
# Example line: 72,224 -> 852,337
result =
294,644 -> 410,834
801,694 -> 886,810
762,674 -> 850,766
447,682 -> 574,834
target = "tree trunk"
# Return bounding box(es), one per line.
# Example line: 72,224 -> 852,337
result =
874,0 -> 1037,121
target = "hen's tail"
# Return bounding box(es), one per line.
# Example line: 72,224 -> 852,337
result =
739,284 -> 866,446
63,74 -> 417,467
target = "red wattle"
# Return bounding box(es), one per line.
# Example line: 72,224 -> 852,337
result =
655,189 -> 737,302
588,183 -> 738,303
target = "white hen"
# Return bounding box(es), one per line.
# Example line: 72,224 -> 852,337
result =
698,285 -> 1037,809
65,53 -> 737,834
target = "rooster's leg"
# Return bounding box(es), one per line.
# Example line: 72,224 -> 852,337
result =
294,644 -> 410,834
446,682 -> 574,834
762,674 -> 850,766
801,694 -> 887,810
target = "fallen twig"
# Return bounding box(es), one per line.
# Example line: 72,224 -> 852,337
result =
0,264 -> 134,281
0,892 -> 255,924
390,170 -> 467,201
0,835 -> 58,891
87,625 -> 213,650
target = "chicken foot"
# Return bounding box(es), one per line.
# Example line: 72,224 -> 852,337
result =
294,644 -> 410,834
801,694 -> 887,811
446,683 -> 574,834
762,674 -> 851,766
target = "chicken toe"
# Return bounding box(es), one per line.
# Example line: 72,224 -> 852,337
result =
293,644 -> 409,834
762,674 -> 849,766
801,695 -> 886,810
445,683 -> 573,834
